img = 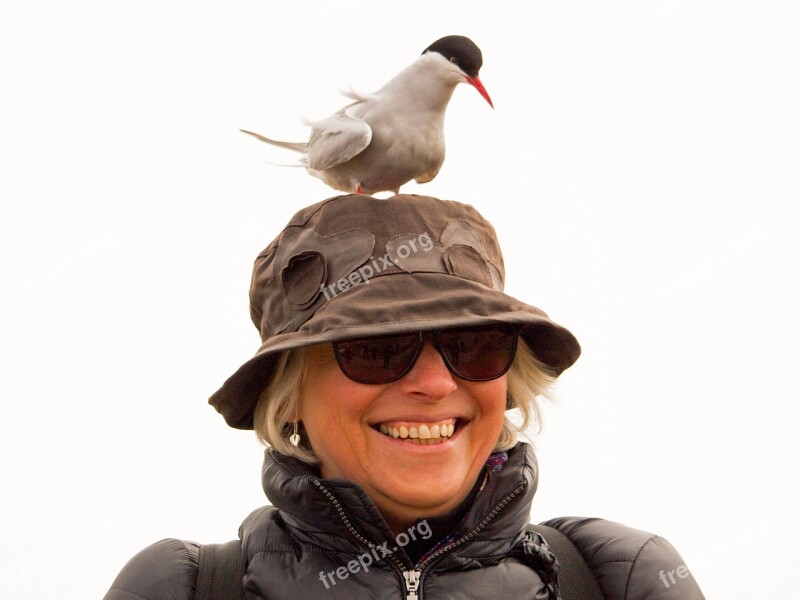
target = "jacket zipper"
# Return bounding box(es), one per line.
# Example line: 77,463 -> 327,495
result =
314,479 -> 527,600
402,569 -> 421,599
313,481 -> 412,593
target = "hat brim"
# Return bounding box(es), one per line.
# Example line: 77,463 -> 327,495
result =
209,271 -> 580,429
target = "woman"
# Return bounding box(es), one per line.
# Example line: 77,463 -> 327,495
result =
105,194 -> 705,599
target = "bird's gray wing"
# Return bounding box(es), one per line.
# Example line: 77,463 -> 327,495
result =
305,109 -> 372,171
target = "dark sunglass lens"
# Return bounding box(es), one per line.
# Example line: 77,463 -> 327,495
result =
335,333 -> 421,384
438,325 -> 517,380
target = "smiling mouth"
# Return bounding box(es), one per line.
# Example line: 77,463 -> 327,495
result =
371,418 -> 463,445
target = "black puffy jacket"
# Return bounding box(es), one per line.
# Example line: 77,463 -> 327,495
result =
105,444 -> 705,599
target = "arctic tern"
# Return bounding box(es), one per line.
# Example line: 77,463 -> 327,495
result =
240,35 -> 493,195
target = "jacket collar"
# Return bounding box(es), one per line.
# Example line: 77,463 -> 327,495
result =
256,442 -> 539,562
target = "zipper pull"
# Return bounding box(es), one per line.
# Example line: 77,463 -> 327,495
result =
403,569 -> 421,600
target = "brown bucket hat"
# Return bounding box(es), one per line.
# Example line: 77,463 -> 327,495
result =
210,194 -> 580,429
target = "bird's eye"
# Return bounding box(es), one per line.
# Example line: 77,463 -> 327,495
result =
449,57 -> 459,65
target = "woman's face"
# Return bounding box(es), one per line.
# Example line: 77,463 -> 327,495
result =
299,340 -> 507,531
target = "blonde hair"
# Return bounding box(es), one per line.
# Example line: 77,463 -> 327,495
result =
253,339 -> 556,464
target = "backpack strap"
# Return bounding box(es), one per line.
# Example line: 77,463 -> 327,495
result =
528,524 -> 604,600
194,540 -> 247,600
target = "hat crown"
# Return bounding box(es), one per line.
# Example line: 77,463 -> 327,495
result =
250,194 -> 505,342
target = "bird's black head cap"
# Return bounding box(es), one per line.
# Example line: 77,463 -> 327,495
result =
423,35 -> 483,78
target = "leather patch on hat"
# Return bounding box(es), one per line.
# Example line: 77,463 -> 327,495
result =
281,251 -> 327,308
441,220 -> 484,249
383,223 -> 503,290
443,245 -> 493,287
441,220 -> 503,289
262,227 -> 374,336
386,233 -> 443,273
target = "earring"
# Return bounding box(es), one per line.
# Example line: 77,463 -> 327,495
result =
289,420 -> 300,447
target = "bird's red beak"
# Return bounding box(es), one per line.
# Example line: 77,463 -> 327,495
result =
466,76 -> 494,108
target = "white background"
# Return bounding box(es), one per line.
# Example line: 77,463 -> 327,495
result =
1,1 -> 798,598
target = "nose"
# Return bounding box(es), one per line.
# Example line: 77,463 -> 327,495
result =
396,341 -> 458,400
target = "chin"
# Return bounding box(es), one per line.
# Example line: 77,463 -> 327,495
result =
375,470 -> 469,507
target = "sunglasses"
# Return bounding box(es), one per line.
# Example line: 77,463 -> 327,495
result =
332,323 -> 519,384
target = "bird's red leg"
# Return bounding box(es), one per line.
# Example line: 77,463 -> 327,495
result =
356,185 -> 364,194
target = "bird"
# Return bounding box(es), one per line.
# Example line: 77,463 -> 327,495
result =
240,35 -> 493,195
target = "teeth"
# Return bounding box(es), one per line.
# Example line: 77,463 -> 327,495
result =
375,420 -> 457,443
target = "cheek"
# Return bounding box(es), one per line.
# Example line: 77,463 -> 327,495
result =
299,373 -> 377,465
302,394 -> 375,480
478,379 -> 508,414
302,377 -> 372,426
306,400 -> 361,438
474,380 -> 508,436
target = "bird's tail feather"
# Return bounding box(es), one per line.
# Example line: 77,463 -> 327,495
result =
239,129 -> 307,153
259,158 -> 307,168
